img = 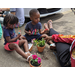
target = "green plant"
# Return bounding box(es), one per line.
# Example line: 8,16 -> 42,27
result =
32,38 -> 45,47
30,54 -> 41,66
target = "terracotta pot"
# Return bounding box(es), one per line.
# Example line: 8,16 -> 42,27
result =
37,45 -> 45,52
29,60 -> 42,67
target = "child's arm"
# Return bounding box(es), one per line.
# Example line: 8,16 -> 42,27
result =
39,29 -> 48,34
24,29 -> 31,35
39,29 -> 43,34
38,23 -> 45,34
5,34 -> 21,43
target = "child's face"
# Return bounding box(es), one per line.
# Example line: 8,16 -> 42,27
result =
30,12 -> 40,24
7,23 -> 16,29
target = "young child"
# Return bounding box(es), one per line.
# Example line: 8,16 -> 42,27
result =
3,13 -> 32,62
23,9 -> 48,42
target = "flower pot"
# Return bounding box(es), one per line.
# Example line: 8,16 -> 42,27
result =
29,60 -> 42,67
37,45 -> 45,53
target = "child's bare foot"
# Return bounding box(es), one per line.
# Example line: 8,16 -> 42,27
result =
43,23 -> 49,34
47,20 -> 53,29
44,23 -> 49,31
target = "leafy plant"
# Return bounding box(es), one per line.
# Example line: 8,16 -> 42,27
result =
31,54 -> 41,66
32,38 -> 45,47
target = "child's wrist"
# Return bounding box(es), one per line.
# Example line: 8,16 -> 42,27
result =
16,37 -> 18,39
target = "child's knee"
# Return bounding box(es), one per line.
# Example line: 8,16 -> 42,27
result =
19,36 -> 26,40
19,39 -> 28,46
13,44 -> 19,49
9,43 -> 19,50
23,39 -> 28,43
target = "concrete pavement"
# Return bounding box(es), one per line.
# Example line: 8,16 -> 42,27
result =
0,8 -> 74,67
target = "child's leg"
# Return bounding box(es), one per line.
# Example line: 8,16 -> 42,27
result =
44,20 -> 53,30
9,40 -> 32,61
47,20 -> 53,29
48,40 -> 56,50
47,40 -> 53,44
8,43 -> 29,59
40,34 -> 48,38
40,34 -> 52,41
19,39 -> 29,51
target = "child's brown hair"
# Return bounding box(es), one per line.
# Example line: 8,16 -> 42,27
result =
3,13 -> 18,27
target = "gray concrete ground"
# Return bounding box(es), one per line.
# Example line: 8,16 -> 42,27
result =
0,8 -> 74,67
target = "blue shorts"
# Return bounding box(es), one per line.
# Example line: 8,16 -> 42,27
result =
24,34 -> 42,42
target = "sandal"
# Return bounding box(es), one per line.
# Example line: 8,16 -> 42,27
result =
25,51 -> 30,54
25,51 -> 32,62
50,43 -> 56,50
27,54 -> 32,62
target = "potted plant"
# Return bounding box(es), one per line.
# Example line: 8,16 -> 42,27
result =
32,38 -> 45,52
29,54 -> 42,67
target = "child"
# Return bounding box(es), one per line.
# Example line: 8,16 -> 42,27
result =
3,13 -> 32,62
23,9 -> 48,42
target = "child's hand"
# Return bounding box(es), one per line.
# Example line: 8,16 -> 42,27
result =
17,34 -> 21,39
28,31 -> 31,35
43,29 -> 49,34
44,36 -> 52,41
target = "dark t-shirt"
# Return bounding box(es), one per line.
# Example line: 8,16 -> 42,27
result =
25,21 -> 42,35
3,26 -> 17,45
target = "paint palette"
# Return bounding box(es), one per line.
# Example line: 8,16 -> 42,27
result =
0,23 -> 2,39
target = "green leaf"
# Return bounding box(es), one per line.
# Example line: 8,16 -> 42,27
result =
35,59 -> 38,62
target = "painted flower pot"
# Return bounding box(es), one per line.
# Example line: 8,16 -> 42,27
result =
29,60 -> 42,67
37,45 -> 45,53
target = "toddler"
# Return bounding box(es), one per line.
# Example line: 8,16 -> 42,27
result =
3,13 -> 32,62
24,9 -> 48,42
